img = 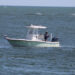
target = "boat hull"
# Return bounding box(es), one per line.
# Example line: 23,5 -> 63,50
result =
6,37 -> 60,47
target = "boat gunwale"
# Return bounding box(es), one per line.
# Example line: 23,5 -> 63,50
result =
5,37 -> 59,44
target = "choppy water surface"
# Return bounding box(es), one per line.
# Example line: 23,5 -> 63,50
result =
0,6 -> 75,75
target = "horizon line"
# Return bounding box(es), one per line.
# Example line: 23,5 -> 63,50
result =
0,5 -> 75,7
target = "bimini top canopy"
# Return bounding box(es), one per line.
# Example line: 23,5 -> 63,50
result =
25,24 -> 47,29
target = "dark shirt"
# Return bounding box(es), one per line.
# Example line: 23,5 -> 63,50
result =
44,32 -> 49,41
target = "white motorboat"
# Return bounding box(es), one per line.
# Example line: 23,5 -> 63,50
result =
5,24 -> 60,47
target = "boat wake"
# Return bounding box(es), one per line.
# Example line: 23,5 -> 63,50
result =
60,45 -> 75,48
59,45 -> 75,51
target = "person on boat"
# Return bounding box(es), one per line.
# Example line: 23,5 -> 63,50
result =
44,32 -> 49,41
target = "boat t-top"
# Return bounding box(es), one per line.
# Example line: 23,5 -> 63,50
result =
5,24 -> 60,47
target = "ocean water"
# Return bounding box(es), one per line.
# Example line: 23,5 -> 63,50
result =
0,6 -> 75,75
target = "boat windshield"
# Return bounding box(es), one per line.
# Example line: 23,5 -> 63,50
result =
29,29 -> 33,34
28,28 -> 38,35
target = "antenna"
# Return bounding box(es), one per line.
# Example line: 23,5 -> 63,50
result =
50,33 -> 52,41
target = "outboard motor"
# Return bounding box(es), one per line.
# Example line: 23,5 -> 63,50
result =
51,37 -> 59,42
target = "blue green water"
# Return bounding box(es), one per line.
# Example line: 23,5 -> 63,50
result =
0,6 -> 75,75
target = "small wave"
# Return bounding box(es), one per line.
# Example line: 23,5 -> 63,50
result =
24,12 -> 43,16
71,13 -> 75,16
3,65 -> 70,75
35,12 -> 43,16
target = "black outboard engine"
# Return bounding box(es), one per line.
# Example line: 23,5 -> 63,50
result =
51,37 -> 59,42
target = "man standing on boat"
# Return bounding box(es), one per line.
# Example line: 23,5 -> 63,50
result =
44,32 -> 49,41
